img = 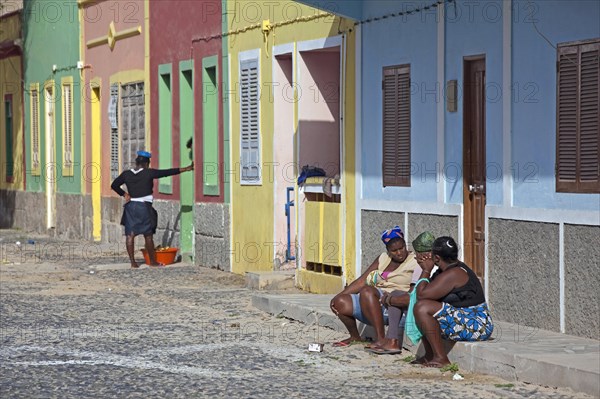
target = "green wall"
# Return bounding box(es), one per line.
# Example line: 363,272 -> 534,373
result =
22,0 -> 82,194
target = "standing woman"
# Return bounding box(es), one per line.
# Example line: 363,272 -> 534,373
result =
111,150 -> 194,268
413,236 -> 494,367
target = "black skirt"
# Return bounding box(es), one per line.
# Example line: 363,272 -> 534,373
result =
121,201 -> 158,236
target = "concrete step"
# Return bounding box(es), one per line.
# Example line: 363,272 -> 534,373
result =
245,271 -> 295,291
252,293 -> 600,397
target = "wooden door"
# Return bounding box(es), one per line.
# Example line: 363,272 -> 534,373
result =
463,57 -> 486,277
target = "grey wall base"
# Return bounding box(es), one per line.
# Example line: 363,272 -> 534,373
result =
1,190 -> 231,271
1,190 -> 46,233
489,219 -> 599,340
195,203 -> 230,271
361,210 -> 458,274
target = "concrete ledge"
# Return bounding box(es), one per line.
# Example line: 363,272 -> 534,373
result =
245,271 -> 295,290
252,293 -> 600,397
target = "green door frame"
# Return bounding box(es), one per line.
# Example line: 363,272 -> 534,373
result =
179,60 -> 195,260
202,55 -> 220,196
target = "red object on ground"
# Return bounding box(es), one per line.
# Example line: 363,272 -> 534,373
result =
141,248 -> 178,265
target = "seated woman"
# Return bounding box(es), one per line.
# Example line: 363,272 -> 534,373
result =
413,236 -> 494,367
330,226 -> 418,351
374,231 -> 437,354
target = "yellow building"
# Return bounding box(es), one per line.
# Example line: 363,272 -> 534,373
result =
0,10 -> 24,196
226,0 -> 357,293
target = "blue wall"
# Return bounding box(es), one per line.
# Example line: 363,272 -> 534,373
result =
362,0 -> 440,202
310,0 -> 599,212
444,0 -> 504,205
511,0 -> 600,210
295,0 -> 362,20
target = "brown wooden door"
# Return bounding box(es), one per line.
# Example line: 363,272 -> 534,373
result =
463,57 -> 486,277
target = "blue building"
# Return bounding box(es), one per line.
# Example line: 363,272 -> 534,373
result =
299,0 -> 600,340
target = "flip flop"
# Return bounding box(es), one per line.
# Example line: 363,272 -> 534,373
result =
410,357 -> 428,365
365,347 -> 403,355
332,341 -> 351,347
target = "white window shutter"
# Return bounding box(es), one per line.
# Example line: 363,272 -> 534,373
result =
31,89 -> 40,169
240,59 -> 260,183
63,84 -> 73,166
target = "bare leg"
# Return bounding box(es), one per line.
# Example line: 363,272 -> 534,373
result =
144,234 -> 163,266
331,294 -> 365,345
414,299 -> 450,367
126,234 -> 139,268
359,286 -> 386,348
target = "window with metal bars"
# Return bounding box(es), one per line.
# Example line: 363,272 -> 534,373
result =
556,39 -> 600,193
120,82 -> 145,174
109,84 -> 119,180
382,64 -> 411,187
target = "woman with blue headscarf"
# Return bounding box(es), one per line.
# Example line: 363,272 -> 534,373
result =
330,226 -> 419,351
111,151 -> 194,268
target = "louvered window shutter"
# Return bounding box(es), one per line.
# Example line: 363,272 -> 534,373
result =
557,40 -> 600,193
240,59 -> 260,183
382,65 -> 411,187
110,84 -> 119,180
5,98 -> 14,180
31,89 -> 40,170
63,84 -> 73,167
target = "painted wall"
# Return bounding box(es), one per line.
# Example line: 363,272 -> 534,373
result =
511,0 -> 600,210
273,55 -> 295,263
444,0 -> 503,206
149,0 -> 223,203
81,0 -> 145,197
298,50 -> 340,176
0,12 -> 23,190
343,0 -> 599,212
227,0 -> 356,276
22,0 -> 82,194
361,0 -> 440,203
295,0 -> 362,20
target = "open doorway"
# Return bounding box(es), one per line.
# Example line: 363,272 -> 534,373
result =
273,52 -> 296,269
44,85 -> 56,230
297,44 -> 342,275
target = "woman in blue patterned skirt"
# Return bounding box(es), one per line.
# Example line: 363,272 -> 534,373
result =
412,236 -> 494,367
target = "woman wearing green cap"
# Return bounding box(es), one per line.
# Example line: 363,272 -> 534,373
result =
111,151 -> 194,268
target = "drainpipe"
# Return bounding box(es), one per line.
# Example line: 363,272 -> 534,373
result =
285,186 -> 296,262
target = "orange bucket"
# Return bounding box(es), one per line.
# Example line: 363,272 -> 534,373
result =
140,247 -> 178,265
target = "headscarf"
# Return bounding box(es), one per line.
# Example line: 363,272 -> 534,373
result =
412,231 -> 436,253
381,226 -> 404,244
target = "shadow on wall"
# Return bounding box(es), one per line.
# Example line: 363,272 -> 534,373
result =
298,120 -> 340,177
0,190 -> 16,228
159,210 -> 182,248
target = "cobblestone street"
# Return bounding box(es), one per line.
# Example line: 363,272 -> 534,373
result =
0,231 -> 593,398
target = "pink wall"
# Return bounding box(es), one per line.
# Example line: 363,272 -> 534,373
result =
273,55 -> 295,263
82,0 -> 145,196
149,0 -> 222,203
298,49 -> 340,177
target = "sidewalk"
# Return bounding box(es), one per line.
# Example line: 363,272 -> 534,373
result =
252,293 -> 600,397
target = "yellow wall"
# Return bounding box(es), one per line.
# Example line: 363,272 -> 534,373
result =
227,0 -> 356,283
0,13 -> 24,190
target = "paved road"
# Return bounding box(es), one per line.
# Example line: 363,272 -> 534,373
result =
0,231 -> 592,398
